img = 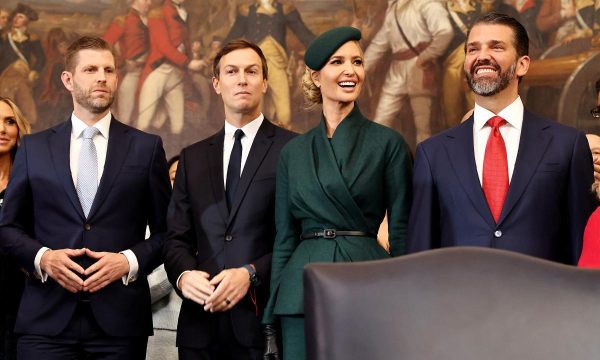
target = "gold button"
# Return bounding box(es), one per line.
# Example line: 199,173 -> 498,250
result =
129,276 -> 136,282
225,235 -> 233,242
85,224 -> 91,230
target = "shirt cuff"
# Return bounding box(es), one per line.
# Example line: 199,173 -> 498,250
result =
34,247 -> 50,283
176,270 -> 191,290
120,250 -> 138,285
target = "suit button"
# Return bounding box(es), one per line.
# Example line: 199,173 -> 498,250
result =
494,230 -> 502,238
85,224 -> 91,230
225,235 -> 233,242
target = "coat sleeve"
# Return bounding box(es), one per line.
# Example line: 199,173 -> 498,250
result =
566,131 -> 597,265
128,136 -> 171,277
163,148 -> 199,294
407,142 -> 440,253
263,148 -> 301,324
385,133 -> 413,257
148,12 -> 189,68
223,10 -> 248,44
0,136 -> 45,272
284,5 -> 315,47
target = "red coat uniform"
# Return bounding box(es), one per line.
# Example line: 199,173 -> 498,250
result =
139,1 -> 191,91
103,8 -> 150,66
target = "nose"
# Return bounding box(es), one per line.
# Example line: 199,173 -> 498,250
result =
0,121 -> 6,134
342,60 -> 355,76
477,47 -> 492,61
96,68 -> 108,83
238,71 -> 247,85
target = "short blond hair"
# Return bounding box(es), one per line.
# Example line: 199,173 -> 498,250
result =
0,97 -> 31,162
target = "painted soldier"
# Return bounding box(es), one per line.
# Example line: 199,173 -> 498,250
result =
224,0 -> 315,129
442,0 -> 495,128
364,0 -> 453,144
537,0 -> 597,46
0,4 -> 44,126
138,0 -> 205,135
103,0 -> 152,125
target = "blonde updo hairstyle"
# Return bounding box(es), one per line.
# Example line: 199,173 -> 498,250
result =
301,40 -> 364,106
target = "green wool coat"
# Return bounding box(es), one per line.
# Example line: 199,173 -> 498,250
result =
263,103 -> 413,324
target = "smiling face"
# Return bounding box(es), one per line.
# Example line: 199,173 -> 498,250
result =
0,101 -> 19,157
212,47 -> 267,119
464,24 -> 529,97
62,49 -> 117,116
312,41 -> 364,106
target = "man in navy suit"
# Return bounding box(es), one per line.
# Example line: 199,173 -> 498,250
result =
408,13 -> 596,265
0,36 -> 170,359
163,39 -> 296,360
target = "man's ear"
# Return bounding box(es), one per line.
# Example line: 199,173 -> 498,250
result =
516,55 -> 530,78
61,71 -> 74,92
212,76 -> 221,95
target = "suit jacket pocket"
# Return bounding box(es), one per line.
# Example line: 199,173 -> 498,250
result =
536,162 -> 563,173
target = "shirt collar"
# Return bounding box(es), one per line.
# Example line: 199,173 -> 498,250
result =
474,96 -> 524,132
224,113 -> 264,141
71,111 -> 112,140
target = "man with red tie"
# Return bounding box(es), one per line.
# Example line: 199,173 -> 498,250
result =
137,0 -> 204,135
103,0 -> 151,125
407,13 -> 596,265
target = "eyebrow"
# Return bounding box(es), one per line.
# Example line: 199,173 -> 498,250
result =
467,40 -> 507,47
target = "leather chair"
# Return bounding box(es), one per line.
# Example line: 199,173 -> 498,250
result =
303,247 -> 600,360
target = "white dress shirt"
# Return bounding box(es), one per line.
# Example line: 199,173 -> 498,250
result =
176,114 -> 264,289
34,112 -> 138,285
473,96 -> 524,185
223,114 -> 264,188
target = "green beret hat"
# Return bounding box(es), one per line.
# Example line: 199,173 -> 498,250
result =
304,26 -> 362,71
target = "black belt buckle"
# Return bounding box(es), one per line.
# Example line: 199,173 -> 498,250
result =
323,229 -> 336,239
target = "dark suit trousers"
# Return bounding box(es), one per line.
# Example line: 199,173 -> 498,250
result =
178,312 -> 262,360
17,302 -> 147,360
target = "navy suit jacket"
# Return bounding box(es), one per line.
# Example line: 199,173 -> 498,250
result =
408,110 -> 596,265
163,119 -> 296,348
0,118 -> 171,337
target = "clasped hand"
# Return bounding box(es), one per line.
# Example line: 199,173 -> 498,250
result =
40,248 -> 130,294
178,268 -> 250,312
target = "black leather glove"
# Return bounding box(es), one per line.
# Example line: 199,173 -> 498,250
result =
263,324 -> 281,360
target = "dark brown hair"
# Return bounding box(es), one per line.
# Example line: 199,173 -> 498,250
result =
465,13 -> 529,58
64,36 -> 117,73
212,39 -> 268,80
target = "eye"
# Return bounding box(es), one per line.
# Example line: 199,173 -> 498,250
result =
5,119 -> 15,125
353,59 -> 363,65
106,68 -> 114,74
85,68 -> 94,73
493,45 -> 504,50
330,59 -> 342,65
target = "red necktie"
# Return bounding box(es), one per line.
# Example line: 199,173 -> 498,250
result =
482,116 -> 509,223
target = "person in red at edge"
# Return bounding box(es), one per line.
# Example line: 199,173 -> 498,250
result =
577,81 -> 600,268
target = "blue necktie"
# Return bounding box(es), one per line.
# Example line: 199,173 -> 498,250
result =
77,126 -> 100,218
226,129 -> 244,210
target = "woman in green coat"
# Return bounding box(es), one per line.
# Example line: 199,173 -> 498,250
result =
263,27 -> 413,360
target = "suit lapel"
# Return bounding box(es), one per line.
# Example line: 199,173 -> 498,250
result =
208,129 -> 229,224
497,111 -> 552,225
227,119 -> 274,225
87,118 -> 132,220
445,117 -> 496,229
49,119 -> 85,220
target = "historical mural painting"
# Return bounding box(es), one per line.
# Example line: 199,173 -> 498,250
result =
1,0 -> 599,158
